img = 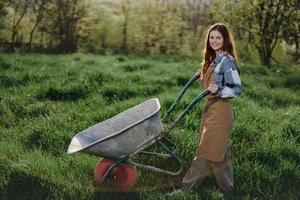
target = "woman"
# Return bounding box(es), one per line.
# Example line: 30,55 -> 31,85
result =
182,23 -> 242,192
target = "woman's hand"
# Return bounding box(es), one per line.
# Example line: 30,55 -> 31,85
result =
208,82 -> 218,94
196,69 -> 203,81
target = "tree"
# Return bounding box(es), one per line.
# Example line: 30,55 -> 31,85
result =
181,0 -> 212,53
281,0 -> 300,61
76,2 -> 117,53
135,0 -> 166,53
211,0 -> 295,68
47,0 -> 86,53
27,0 -> 49,50
120,0 -> 130,53
0,1 -> 8,27
132,0 -> 187,55
8,0 -> 30,50
0,0 -> 8,46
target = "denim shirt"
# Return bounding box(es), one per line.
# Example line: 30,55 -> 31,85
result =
213,53 -> 242,98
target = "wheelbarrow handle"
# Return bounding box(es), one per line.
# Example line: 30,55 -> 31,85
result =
163,89 -> 210,134
161,73 -> 200,122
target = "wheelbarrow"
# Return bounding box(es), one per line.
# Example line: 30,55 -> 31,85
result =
67,73 -> 209,189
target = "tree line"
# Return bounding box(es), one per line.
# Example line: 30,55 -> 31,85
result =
0,0 -> 298,67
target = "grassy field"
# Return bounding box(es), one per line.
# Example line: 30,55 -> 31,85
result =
0,53 -> 299,199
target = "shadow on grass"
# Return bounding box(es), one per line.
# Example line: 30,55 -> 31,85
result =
0,73 -> 48,87
283,74 -> 300,90
1,162 -> 142,200
94,191 -> 140,200
121,63 -> 153,72
24,129 -> 71,156
37,86 -> 89,101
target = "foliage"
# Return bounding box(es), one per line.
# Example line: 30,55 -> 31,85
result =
211,0 -> 299,67
0,1 -> 7,29
281,0 -> 300,62
0,0 -> 297,65
0,0 -> 212,57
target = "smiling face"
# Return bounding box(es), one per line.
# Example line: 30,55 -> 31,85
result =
209,30 -> 224,53
202,23 -> 236,73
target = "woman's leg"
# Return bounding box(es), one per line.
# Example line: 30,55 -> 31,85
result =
182,156 -> 210,190
211,152 -> 234,192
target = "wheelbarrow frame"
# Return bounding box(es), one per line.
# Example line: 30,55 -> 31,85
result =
68,73 -> 209,186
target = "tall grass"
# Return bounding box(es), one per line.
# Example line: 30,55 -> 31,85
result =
0,53 -> 299,199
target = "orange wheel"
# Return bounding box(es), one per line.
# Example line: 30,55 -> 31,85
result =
94,159 -> 137,189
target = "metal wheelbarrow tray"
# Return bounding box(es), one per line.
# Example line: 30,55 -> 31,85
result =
67,98 -> 163,159
67,73 -> 209,189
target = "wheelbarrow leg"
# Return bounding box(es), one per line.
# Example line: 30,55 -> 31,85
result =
128,140 -> 184,176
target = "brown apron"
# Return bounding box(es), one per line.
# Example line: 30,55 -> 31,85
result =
196,64 -> 234,162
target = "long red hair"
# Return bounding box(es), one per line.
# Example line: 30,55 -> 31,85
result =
201,23 -> 237,74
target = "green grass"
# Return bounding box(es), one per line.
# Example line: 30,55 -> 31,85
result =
0,53 -> 299,199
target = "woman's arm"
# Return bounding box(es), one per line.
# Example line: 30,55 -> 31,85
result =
214,56 -> 242,98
